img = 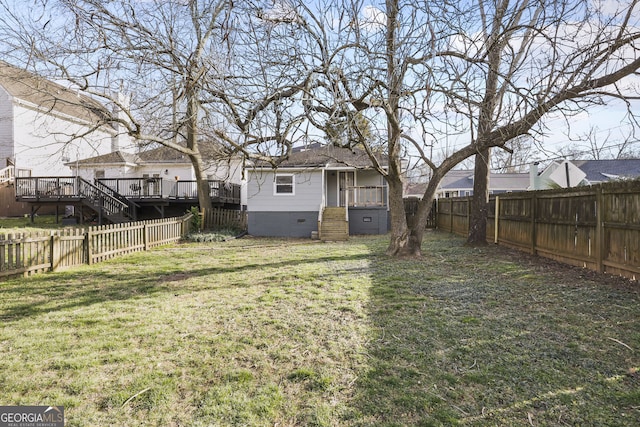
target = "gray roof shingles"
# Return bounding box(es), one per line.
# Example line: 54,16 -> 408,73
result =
255,145 -> 387,169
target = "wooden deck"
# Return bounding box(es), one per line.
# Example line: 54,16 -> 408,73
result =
14,176 -> 241,224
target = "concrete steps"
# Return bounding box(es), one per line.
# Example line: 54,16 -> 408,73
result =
320,207 -> 348,241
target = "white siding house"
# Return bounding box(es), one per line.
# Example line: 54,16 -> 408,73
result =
247,144 -> 391,238
74,144 -> 247,207
0,61 -> 132,177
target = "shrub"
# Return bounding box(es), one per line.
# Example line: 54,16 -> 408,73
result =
185,228 -> 242,242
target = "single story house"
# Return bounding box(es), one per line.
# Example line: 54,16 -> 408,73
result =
406,169 -> 530,199
246,144 -> 392,239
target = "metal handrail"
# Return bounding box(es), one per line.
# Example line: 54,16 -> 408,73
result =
94,180 -> 138,217
77,178 -> 129,216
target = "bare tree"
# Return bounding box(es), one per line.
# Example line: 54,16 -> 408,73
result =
462,0 -> 640,245
0,0 -> 241,209
491,135 -> 538,173
255,0 -> 640,255
1,0 -> 312,209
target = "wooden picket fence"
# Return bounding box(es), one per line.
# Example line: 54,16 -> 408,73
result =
436,180 -> 640,281
0,214 -> 193,279
201,207 -> 247,231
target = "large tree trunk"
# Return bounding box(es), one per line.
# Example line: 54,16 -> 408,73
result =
401,172 -> 442,256
385,170 -> 416,256
190,151 -> 213,211
384,0 -> 420,256
186,84 -> 213,212
467,148 -> 491,246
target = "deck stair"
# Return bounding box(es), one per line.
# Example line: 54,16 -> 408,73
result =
320,207 -> 349,241
94,180 -> 139,221
76,178 -> 134,224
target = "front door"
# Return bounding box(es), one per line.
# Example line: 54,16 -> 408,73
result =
338,171 -> 354,207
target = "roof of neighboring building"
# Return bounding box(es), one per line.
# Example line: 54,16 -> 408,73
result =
0,61 -> 111,125
254,144 -> 388,169
438,170 -> 530,191
73,142 -> 232,166
135,142 -> 229,163
572,159 -> 640,182
74,151 -> 139,165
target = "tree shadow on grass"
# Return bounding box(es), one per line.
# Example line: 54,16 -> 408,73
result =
352,232 -> 640,426
0,251 -> 370,323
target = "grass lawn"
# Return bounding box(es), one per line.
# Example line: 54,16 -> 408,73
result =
0,215 -> 66,233
0,232 -> 638,426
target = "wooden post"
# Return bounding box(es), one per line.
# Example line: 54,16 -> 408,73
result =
86,230 -> 93,265
449,199 -> 453,233
530,192 -> 537,255
494,196 -> 500,244
144,222 -> 149,251
595,186 -> 604,273
51,232 -> 61,271
466,196 -> 471,236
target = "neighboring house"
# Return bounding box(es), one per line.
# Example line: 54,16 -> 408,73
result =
531,159 -> 640,189
406,170 -> 529,199
0,61 -> 132,177
246,144 -> 391,239
71,143 -> 247,208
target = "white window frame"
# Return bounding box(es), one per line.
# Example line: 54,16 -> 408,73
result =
274,173 -> 295,195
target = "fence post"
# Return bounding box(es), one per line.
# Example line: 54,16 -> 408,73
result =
466,196 -> 471,236
86,230 -> 93,265
449,199 -> 453,233
530,192 -> 537,255
595,186 -> 604,273
51,232 -> 61,271
494,196 -> 500,244
144,222 -> 149,251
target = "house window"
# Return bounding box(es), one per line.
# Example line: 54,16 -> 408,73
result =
95,170 -> 105,179
274,174 -> 294,195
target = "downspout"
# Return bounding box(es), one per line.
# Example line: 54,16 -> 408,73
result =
318,169 -> 325,225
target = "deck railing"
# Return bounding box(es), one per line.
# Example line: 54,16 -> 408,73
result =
347,186 -> 387,207
15,177 -> 129,215
15,176 -> 77,198
95,178 -> 163,198
0,166 -> 14,183
96,178 -> 241,204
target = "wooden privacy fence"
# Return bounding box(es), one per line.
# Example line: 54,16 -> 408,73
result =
0,214 -> 192,279
436,181 -> 640,281
404,198 -> 437,229
201,207 -> 247,231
